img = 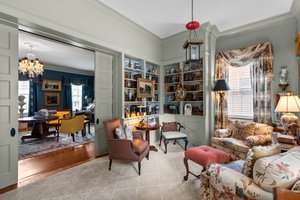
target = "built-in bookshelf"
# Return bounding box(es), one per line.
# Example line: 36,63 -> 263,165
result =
163,59 -> 204,116
123,55 -> 160,119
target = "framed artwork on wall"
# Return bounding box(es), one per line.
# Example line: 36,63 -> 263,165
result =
44,92 -> 60,106
42,79 -> 62,91
137,78 -> 154,98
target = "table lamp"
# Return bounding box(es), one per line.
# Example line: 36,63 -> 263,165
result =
275,94 -> 300,134
213,79 -> 230,128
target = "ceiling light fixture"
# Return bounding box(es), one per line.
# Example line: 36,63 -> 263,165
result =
183,0 -> 203,64
18,43 -> 44,78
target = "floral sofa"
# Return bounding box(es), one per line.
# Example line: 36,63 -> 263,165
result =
200,147 -> 300,200
211,120 -> 273,160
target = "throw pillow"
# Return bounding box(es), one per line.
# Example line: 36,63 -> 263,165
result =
254,123 -> 273,135
291,180 -> 300,192
214,129 -> 231,138
115,125 -> 126,139
242,144 -> 281,178
124,125 -> 133,140
162,122 -> 177,132
231,121 -> 256,140
244,134 -> 272,147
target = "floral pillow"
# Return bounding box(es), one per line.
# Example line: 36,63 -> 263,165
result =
254,123 -> 273,135
114,125 -> 133,140
162,122 -> 177,132
231,121 -> 256,140
214,129 -> 231,138
292,180 -> 300,192
244,134 -> 272,147
243,144 -> 281,178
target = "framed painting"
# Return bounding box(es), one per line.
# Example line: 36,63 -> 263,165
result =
44,92 -> 60,106
42,79 -> 62,91
137,78 -> 154,98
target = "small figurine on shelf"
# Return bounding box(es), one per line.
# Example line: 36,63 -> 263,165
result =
278,66 -> 289,91
139,119 -> 144,127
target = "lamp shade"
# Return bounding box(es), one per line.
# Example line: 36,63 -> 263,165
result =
275,95 -> 300,113
213,79 -> 230,92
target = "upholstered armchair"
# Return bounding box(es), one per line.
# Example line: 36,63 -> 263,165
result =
103,118 -> 150,175
48,109 -> 72,130
57,114 -> 85,142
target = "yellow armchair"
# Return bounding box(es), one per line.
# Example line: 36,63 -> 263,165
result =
48,109 -> 71,130
57,114 -> 85,142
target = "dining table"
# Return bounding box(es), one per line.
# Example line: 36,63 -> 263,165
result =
18,115 -> 59,142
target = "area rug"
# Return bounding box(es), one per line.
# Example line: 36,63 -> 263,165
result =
18,127 -> 95,160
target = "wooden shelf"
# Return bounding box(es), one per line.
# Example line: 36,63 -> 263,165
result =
124,67 -> 143,73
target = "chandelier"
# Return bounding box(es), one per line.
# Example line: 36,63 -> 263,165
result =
18,44 -> 44,78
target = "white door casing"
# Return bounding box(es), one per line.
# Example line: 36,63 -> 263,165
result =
94,52 -> 113,156
0,23 -> 18,189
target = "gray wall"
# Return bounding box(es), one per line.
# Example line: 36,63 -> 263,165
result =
217,17 -> 298,121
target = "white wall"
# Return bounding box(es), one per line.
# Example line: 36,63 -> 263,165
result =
0,0 -> 162,63
217,16 -> 298,121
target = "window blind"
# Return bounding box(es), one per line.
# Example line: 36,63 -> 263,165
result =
227,65 -> 254,120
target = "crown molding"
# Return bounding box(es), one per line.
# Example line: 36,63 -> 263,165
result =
219,12 -> 296,39
44,64 -> 94,76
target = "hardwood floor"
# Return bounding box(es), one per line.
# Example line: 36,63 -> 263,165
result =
18,142 -> 96,188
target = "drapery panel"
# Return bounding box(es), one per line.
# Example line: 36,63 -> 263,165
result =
215,42 -> 273,128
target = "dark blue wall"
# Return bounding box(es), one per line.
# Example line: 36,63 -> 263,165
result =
36,69 -> 94,110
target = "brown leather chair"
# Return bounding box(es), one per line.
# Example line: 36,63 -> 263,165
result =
103,118 -> 150,175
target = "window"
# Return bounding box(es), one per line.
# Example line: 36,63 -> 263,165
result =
71,84 -> 83,111
227,64 -> 253,120
18,81 -> 30,116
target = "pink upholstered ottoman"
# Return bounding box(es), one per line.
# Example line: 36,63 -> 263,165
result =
183,145 -> 230,180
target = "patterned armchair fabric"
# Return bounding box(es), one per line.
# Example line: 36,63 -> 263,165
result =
211,120 -> 273,160
201,148 -> 300,200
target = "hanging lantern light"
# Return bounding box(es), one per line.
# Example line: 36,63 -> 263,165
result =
183,0 -> 203,64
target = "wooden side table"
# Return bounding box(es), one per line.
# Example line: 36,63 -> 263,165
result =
135,124 -> 160,152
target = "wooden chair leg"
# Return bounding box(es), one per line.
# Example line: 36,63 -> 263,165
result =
159,135 -> 163,146
88,122 -> 91,133
146,151 -> 150,160
173,139 -> 176,145
109,159 -> 112,170
71,133 -> 75,142
184,158 -> 189,181
164,140 -> 169,154
138,162 -> 141,176
184,138 -> 188,150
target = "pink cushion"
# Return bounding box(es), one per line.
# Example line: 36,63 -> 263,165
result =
185,145 -> 230,169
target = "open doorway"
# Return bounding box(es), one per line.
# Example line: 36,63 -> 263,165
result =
17,31 -> 96,186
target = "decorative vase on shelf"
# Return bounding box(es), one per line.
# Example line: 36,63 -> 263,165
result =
278,66 -> 289,91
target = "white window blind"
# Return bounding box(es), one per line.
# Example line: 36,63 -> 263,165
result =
227,64 -> 254,120
18,81 -> 30,116
71,84 -> 83,111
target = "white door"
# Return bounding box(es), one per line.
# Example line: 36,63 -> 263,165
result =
94,52 -> 113,156
0,24 -> 18,189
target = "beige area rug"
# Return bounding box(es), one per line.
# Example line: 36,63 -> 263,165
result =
0,144 -> 203,200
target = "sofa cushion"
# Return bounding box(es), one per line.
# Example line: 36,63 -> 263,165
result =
162,131 -> 187,139
211,137 -> 250,154
244,134 -> 272,147
214,129 -> 231,138
224,160 -> 245,173
254,123 -> 273,135
231,121 -> 256,140
132,139 -> 148,154
243,144 -> 281,178
162,122 -> 177,132
253,149 -> 300,192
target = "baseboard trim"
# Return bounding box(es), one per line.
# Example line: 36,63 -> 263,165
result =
95,152 -> 108,158
0,183 -> 17,194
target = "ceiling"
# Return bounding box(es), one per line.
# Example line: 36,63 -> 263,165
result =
19,0 -> 294,72
98,0 -> 294,39
19,32 -> 95,72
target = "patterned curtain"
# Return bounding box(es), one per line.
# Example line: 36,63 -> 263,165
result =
215,42 -> 273,128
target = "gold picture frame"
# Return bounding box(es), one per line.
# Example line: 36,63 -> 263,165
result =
42,79 -> 62,91
44,92 -> 60,106
137,78 -> 154,98
295,32 -> 300,57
